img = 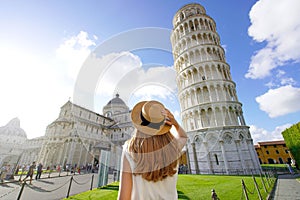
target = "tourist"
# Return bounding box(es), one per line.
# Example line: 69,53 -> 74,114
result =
286,161 -> 294,175
35,163 -> 43,180
22,161 -> 36,184
118,100 -> 187,199
0,165 -> 8,183
57,165 -> 61,175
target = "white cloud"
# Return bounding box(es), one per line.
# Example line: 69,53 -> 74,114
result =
95,52 -> 142,97
265,70 -> 296,88
256,85 -> 300,117
56,31 -> 97,80
79,51 -> 178,110
246,0 -> 300,79
280,77 -> 296,86
250,124 -> 291,144
0,31 -> 98,139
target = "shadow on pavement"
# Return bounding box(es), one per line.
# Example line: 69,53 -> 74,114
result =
0,183 -> 13,188
26,184 -> 51,192
37,179 -> 55,184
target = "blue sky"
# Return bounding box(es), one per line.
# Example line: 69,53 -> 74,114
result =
0,0 -> 299,143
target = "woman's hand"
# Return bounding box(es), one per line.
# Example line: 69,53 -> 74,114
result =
162,109 -> 179,129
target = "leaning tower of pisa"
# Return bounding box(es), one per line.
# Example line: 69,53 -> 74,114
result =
171,3 -> 261,174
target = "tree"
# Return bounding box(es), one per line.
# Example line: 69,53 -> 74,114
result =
282,122 -> 300,165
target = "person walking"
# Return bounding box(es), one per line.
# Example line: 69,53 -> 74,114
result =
0,165 -> 8,183
118,100 -> 188,200
286,162 -> 294,175
22,161 -> 36,184
35,163 -> 43,180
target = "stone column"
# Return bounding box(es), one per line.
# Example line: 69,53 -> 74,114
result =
235,140 -> 246,173
219,140 -> 229,174
78,143 -> 84,166
185,144 -> 192,174
63,141 -> 70,166
247,139 -> 261,173
57,142 -> 64,165
67,139 -> 75,165
84,142 -> 88,165
191,143 -> 200,174
203,141 -> 212,173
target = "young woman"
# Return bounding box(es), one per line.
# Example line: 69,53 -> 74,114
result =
118,100 -> 187,200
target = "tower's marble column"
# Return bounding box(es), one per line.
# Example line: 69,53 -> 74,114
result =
219,140 -> 229,174
191,142 -> 199,174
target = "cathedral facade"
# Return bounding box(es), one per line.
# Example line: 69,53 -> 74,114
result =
0,94 -> 133,175
171,3 -> 261,174
38,94 -> 133,170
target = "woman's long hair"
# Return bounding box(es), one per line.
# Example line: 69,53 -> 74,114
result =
128,130 -> 181,182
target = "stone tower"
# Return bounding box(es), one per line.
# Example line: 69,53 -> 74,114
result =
171,3 -> 261,174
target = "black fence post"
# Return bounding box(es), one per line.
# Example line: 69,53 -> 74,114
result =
252,175 -> 263,200
90,174 -> 94,190
241,179 -> 249,200
17,181 -> 26,200
66,176 -> 73,198
260,172 -> 267,193
264,172 -> 271,187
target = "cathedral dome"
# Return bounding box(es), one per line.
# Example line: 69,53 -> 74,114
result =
103,94 -> 129,117
106,93 -> 126,106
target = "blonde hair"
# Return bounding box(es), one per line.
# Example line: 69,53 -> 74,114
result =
128,130 -> 181,182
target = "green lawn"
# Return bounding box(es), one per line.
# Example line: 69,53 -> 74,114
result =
65,174 -> 275,200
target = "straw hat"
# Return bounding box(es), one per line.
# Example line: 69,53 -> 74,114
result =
131,100 -> 171,135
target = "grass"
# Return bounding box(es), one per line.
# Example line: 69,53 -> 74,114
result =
65,174 -> 275,200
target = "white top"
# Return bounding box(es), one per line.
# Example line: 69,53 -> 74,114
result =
122,136 -> 186,200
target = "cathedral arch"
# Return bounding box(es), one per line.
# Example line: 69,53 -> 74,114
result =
194,134 -> 203,144
192,67 -> 198,82
207,107 -> 214,127
202,86 -> 210,102
209,85 -> 217,102
183,22 -> 189,34
189,51 -> 195,65
205,64 -> 211,80
205,132 -> 219,150
223,132 -> 233,144
190,89 -> 196,106
194,18 -> 199,30
239,133 -> 245,144
200,109 -> 207,127
210,64 -> 218,79
197,33 -> 203,44
215,107 -> 222,127
194,109 -> 201,129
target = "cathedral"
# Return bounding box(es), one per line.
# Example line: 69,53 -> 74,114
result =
0,94 -> 133,175
38,94 -> 133,171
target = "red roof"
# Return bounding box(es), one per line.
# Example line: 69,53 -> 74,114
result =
257,140 -> 285,146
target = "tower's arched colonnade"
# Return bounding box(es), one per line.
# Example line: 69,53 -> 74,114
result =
171,3 -> 261,174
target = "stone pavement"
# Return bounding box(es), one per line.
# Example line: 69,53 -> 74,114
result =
0,171 -> 114,200
271,173 -> 300,200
